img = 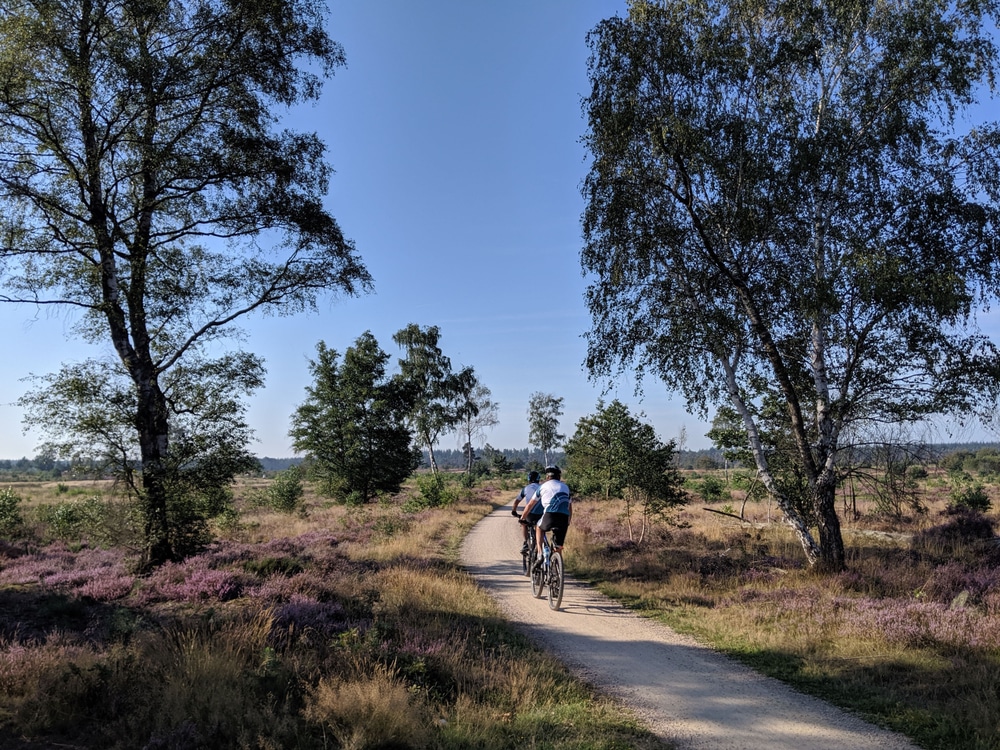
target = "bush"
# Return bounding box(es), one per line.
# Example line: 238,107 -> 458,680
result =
0,486 -> 25,538
912,508 -> 996,556
699,475 -> 726,503
42,501 -> 85,540
404,473 -> 456,510
949,483 -> 992,513
267,467 -> 304,513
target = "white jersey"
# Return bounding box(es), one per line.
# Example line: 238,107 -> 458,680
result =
531,479 -> 571,515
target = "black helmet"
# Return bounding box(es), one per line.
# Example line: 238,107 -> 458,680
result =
528,471 -> 540,483
544,465 -> 561,480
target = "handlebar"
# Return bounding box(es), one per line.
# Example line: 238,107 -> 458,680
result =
511,509 -> 519,517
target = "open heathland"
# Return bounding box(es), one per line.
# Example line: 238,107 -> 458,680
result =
0,465 -> 998,749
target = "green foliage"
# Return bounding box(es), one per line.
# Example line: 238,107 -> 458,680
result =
266,467 -> 305,513
39,495 -> 143,548
290,335 -> 419,503
567,400 -> 687,542
406,473 -> 457,510
392,324 -> 471,475
43,501 -> 85,541
0,0 -> 370,567
699,475 -> 726,503
582,0 -> 1000,571
566,399 -> 645,500
0,486 -> 24,538
527,392 -> 565,464
454,379 -> 499,474
949,484 -> 992,513
481,444 -> 513,476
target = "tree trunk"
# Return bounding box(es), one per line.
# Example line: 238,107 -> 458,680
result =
813,473 -> 846,571
136,378 -> 174,568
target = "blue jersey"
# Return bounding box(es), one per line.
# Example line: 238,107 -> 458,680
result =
532,479 -> 571,515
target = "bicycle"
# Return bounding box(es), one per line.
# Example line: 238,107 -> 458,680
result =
513,511 -> 534,575
529,527 -> 564,610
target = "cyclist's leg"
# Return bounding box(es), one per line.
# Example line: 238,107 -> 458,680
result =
537,513 -> 558,563
550,511 -> 570,551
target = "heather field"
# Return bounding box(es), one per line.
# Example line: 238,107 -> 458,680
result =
0,476 -> 668,750
569,468 -> 1000,750
1,467 -> 1000,749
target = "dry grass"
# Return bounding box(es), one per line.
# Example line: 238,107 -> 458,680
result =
0,474 -> 669,750
568,469 -> 1000,750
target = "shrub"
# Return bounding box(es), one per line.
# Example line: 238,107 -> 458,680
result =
405,473 -> 456,510
42,501 -> 85,541
699,475 -> 726,503
949,483 -> 992,513
0,487 -> 24,538
266,466 -> 304,513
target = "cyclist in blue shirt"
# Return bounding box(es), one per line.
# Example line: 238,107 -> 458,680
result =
520,465 -> 571,569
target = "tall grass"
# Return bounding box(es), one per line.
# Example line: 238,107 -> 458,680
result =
569,484 -> 1000,750
0,475 -> 668,749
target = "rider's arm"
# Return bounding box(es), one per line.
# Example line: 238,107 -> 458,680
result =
511,488 -> 525,516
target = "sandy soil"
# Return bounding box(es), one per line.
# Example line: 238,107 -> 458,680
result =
460,503 -> 920,750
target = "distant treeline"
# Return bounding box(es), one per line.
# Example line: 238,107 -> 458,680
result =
2,442 -> 999,480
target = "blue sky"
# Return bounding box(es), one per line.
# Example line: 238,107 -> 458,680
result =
2,1 -> 998,460
0,0 -> 706,459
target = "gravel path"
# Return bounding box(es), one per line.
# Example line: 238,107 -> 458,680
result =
460,503 -> 920,750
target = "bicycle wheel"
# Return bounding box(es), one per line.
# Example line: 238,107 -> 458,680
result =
530,553 -> 545,598
547,551 -> 564,610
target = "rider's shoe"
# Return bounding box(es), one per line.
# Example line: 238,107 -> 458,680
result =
520,541 -> 529,554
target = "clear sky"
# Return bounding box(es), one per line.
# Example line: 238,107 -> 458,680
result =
1,1 -> 997,460
0,0 -> 707,460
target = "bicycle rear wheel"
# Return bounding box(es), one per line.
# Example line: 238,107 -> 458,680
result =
530,554 -> 545,598
547,551 -> 564,610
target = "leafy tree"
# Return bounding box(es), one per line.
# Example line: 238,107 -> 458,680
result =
20,354 -> 262,557
565,399 -> 686,541
527,392 -> 565,465
453,376 -> 500,474
0,0 -> 370,566
565,399 -> 637,500
582,0 -> 1000,570
393,324 -> 470,475
290,334 -> 418,504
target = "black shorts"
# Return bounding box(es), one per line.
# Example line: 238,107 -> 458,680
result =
523,512 -> 542,528
538,511 -> 570,547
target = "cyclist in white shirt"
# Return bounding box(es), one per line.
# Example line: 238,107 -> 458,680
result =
519,465 -> 572,568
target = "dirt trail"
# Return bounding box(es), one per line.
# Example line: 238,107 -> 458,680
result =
460,503 -> 919,750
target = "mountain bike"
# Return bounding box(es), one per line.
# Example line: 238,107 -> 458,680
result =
514,512 -> 534,575
529,527 -> 564,610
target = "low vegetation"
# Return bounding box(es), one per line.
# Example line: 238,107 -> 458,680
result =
0,475 -> 666,750
3,460 -> 1000,749
570,466 -> 1000,750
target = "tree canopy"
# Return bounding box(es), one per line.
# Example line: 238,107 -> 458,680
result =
527,392 -> 565,466
582,0 -> 1000,570
290,334 -> 418,503
0,0 -> 369,566
393,324 -> 473,475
